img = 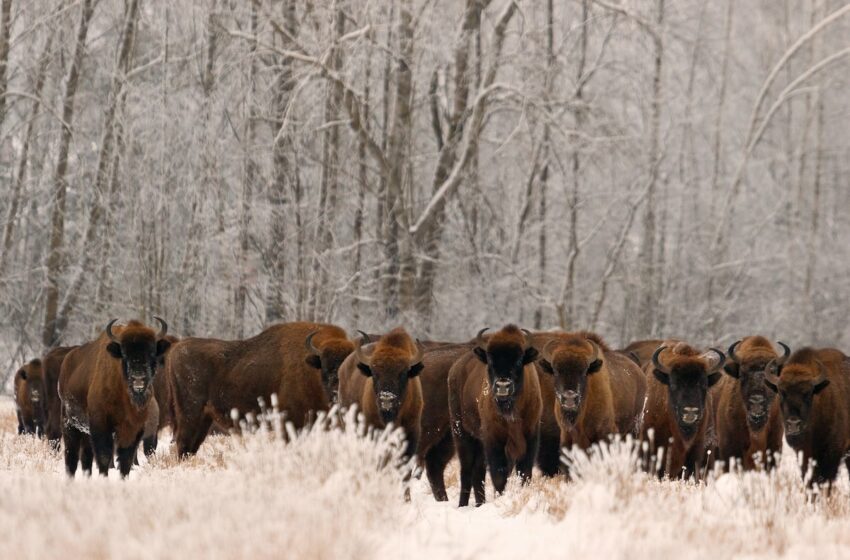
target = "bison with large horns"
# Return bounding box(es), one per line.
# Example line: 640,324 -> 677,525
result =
59,318 -> 171,477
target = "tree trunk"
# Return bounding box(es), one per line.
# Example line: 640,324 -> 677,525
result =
42,0 -> 97,347
0,0 -> 12,132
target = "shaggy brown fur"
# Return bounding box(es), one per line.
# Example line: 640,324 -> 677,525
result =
144,334 -> 180,456
168,322 -> 352,457
448,325 -> 542,507
14,359 -> 46,436
536,331 -> 646,477
641,341 -> 725,480
766,347 -> 850,486
59,320 -> 171,477
42,346 -> 77,449
713,336 -> 785,470
339,328 -> 425,461
619,339 -> 665,368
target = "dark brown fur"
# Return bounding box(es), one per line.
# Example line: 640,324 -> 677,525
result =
536,331 -> 646,477
641,341 -> 724,480
767,347 -> 850,486
448,325 -> 542,506
59,320 -> 171,477
42,346 -> 77,449
713,336 -> 783,470
14,359 -> 46,436
168,322 -> 351,457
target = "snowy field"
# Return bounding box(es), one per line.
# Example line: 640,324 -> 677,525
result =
1,396 -> 849,560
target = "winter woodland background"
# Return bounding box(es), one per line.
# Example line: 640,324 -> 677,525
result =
1,0 -> 849,390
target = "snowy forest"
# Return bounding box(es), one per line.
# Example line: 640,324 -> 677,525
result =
1,0 -> 849,387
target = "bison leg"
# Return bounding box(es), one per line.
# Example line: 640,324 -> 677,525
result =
485,443 -> 511,496
91,429 -> 114,476
80,437 -> 94,475
62,425 -> 83,477
456,429 -> 484,507
537,428 -> 561,478
175,413 -> 213,458
424,430 -> 454,502
143,434 -> 158,457
516,429 -> 540,485
117,432 -> 144,478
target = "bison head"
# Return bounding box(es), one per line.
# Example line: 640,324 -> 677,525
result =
538,337 -> 603,426
17,359 -> 46,423
353,329 -> 423,424
724,339 -> 790,431
305,330 -> 355,404
474,326 -> 538,416
105,318 -> 171,408
764,352 -> 829,445
652,345 -> 725,441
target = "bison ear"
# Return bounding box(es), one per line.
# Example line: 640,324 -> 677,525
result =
626,352 -> 641,366
538,360 -> 554,374
652,369 -> 670,386
356,362 -> 372,377
813,378 -> 830,394
708,371 -> 723,387
408,362 -> 424,378
522,347 -> 539,365
473,347 -> 488,364
305,355 -> 322,370
156,338 -> 172,357
587,359 -> 603,375
723,362 -> 740,379
106,342 -> 123,359
18,369 -> 27,380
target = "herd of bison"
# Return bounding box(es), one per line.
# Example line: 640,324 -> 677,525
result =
11,318 -> 850,505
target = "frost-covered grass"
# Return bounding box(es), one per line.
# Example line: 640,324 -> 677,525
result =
1,395 -> 849,559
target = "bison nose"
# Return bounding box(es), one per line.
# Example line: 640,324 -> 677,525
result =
681,406 -> 700,425
378,391 -> 398,411
785,417 -> 802,435
130,375 -> 147,393
748,395 -> 766,416
558,390 -> 580,411
31,390 -> 40,402
494,379 -> 513,398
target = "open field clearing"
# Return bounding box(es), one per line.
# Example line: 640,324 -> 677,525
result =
1,397 -> 850,559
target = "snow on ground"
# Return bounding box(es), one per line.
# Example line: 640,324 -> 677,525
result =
1,395 -> 849,560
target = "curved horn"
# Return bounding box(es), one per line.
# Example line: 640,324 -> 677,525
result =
775,341 -> 791,365
704,348 -> 727,373
542,339 -> 561,361
305,330 -> 321,355
353,329 -> 371,367
153,316 -> 168,339
651,346 -> 671,376
106,319 -> 119,343
521,328 -> 533,347
475,328 -> 489,348
588,339 -> 600,364
727,340 -> 742,364
410,339 -> 424,366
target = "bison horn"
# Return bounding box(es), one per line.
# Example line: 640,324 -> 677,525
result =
410,339 -> 424,366
106,319 -> 119,343
775,341 -> 791,365
727,340 -> 742,364
153,316 -> 168,339
588,339 -> 600,364
305,330 -> 321,355
651,346 -> 671,376
475,328 -> 489,348
542,339 -> 561,361
353,329 -> 371,367
703,348 -> 726,373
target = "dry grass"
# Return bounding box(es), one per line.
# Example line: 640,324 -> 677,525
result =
2,397 -> 850,559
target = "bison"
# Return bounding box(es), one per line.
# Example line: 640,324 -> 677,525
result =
448,325 -> 541,507
14,359 -> 46,436
339,328 -> 424,460
714,336 -> 789,470
764,347 -> 850,486
142,334 -> 180,457
641,341 -> 725,480
168,322 -> 354,457
59,318 -> 171,477
42,346 -> 78,449
536,331 -> 646,476
619,339 -> 665,368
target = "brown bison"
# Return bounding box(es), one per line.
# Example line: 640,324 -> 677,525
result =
714,336 -> 789,470
339,328 -> 424,460
42,345 -> 78,449
448,325 -> 541,507
764,347 -> 850,486
641,341 -> 725,480
168,322 -> 354,457
59,318 -> 171,477
14,359 -> 46,436
536,331 -> 646,476
619,339 -> 665,367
